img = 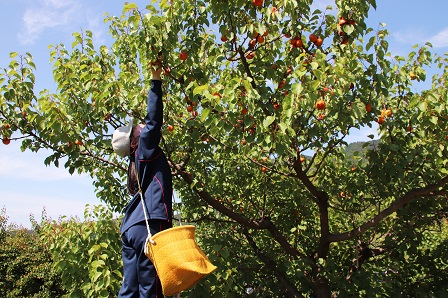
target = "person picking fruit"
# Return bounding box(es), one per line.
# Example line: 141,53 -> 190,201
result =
113,57 -> 173,298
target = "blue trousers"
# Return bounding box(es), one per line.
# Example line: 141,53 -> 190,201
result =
118,220 -> 172,298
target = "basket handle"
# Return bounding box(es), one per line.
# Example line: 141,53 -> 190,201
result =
134,163 -> 155,245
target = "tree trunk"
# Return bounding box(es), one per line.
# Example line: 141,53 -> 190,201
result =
315,276 -> 331,298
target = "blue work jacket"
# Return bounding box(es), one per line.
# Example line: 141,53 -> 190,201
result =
120,80 -> 173,234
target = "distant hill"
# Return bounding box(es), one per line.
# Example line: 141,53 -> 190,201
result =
344,140 -> 380,158
302,140 -> 380,161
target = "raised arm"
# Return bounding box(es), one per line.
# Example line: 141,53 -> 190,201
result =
137,63 -> 164,160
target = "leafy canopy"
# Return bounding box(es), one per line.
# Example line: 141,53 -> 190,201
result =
1,0 -> 447,296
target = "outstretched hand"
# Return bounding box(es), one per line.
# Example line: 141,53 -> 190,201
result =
150,55 -> 163,81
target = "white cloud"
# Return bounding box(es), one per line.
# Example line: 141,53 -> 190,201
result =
17,0 -> 106,46
1,189 -> 101,229
428,28 -> 448,48
392,29 -> 423,46
0,142 -> 104,228
18,0 -> 81,45
42,0 -> 76,9
0,153 -> 72,181
0,142 -> 88,181
85,13 -> 107,45
392,27 -> 448,49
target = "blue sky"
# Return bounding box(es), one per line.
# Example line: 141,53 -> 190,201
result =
1,0 -> 447,229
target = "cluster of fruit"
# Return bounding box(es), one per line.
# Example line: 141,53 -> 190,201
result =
377,107 -> 393,125
245,30 -> 269,59
1,123 -> 11,145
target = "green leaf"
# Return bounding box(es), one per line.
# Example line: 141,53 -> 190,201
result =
343,24 -> 355,35
430,116 -> 438,125
390,144 -> 399,151
123,2 -> 137,12
294,83 -> 304,95
92,271 -> 102,282
220,249 -> 230,258
309,80 -> 320,91
201,108 -> 211,122
366,36 -> 376,52
193,84 -> 209,96
263,116 -> 275,128
418,101 -> 428,112
91,260 -> 105,269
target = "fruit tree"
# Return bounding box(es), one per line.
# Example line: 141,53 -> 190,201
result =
1,0 -> 447,297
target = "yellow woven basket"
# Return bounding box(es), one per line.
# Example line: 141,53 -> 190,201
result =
145,225 -> 217,296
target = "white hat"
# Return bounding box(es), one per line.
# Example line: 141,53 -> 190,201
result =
112,118 -> 134,157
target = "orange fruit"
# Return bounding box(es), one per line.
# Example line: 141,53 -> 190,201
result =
365,103 -> 372,112
309,34 -> 318,43
316,99 -> 326,110
295,38 -> 303,48
249,39 -> 257,48
385,108 -> 392,117
314,38 -> 323,47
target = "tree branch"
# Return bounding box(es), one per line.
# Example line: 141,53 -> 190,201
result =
328,176 -> 448,242
242,228 -> 305,298
174,165 -> 312,262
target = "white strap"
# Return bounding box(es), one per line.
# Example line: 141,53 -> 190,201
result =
134,164 -> 155,246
